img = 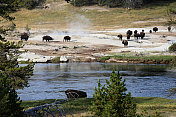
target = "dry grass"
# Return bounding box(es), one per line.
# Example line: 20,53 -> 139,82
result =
6,0 -> 176,31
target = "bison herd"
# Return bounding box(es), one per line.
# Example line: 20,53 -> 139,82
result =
118,26 -> 171,47
20,33 -> 71,42
20,26 -> 171,48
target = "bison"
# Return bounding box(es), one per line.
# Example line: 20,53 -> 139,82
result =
65,89 -> 87,98
153,27 -> 158,32
42,35 -> 53,42
65,0 -> 70,3
126,30 -> 132,39
117,34 -> 123,41
63,36 -> 71,42
168,26 -> 171,32
140,30 -> 145,39
134,30 -> 140,39
21,32 -> 29,41
149,30 -> 152,33
122,40 -> 128,47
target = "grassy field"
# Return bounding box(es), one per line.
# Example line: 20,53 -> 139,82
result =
22,97 -> 176,116
4,0 -> 175,31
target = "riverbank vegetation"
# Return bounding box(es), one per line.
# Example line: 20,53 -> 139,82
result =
22,97 -> 176,116
99,54 -> 176,64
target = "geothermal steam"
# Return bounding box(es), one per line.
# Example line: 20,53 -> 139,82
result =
68,14 -> 91,35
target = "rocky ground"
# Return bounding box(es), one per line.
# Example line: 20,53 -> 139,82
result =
6,26 -> 176,63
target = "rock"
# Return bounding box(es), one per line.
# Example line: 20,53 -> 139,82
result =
17,58 -> 29,62
18,52 -> 55,63
105,58 -> 128,63
32,58 -> 49,63
65,89 -> 87,98
81,57 -> 97,62
60,56 -> 68,62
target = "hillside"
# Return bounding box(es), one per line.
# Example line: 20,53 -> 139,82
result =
11,0 -> 176,31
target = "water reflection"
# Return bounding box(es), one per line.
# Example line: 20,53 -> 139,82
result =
17,63 -> 176,101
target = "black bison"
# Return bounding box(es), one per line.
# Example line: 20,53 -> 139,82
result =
134,30 -> 140,39
117,34 -> 123,41
140,30 -> 145,39
134,30 -> 145,39
126,30 -> 132,39
63,36 -> 71,42
42,35 -> 53,42
149,30 -> 152,33
65,89 -> 87,98
122,40 -> 128,47
153,27 -> 158,32
21,32 -> 29,41
65,0 -> 70,3
168,26 -> 171,32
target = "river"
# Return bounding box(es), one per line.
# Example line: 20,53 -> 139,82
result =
17,63 -> 176,101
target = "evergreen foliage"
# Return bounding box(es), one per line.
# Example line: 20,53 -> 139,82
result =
70,0 -> 174,8
0,73 -> 23,117
90,70 -> 136,117
0,1 -> 34,116
19,0 -> 45,9
0,38 -> 34,89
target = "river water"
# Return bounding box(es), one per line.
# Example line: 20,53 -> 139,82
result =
17,63 -> 176,101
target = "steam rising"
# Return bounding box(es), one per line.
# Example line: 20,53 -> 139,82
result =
68,14 -> 91,35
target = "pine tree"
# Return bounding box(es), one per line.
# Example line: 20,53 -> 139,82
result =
90,70 -> 136,117
0,1 -> 34,116
0,73 -> 23,117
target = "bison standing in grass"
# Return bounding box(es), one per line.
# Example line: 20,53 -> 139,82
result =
21,32 -> 29,41
42,35 -> 53,42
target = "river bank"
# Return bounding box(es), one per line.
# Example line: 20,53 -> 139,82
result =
22,97 -> 176,117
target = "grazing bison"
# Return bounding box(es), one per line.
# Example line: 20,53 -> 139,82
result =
21,32 -> 29,41
122,40 -> 128,47
126,30 -> 132,39
42,35 -> 53,42
153,27 -> 158,32
63,36 -> 71,42
117,34 -> 123,41
65,89 -> 87,98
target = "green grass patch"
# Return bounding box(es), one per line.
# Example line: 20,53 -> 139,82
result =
99,55 -> 176,63
21,97 -> 176,116
51,57 -> 60,63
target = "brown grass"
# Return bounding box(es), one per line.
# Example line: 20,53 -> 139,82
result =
6,0 -> 176,31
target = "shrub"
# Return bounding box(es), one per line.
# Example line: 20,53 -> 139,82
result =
169,43 -> 176,52
70,0 -> 96,7
90,70 -> 136,117
51,57 -> 60,63
19,0 -> 45,9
